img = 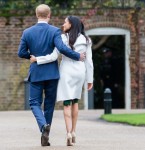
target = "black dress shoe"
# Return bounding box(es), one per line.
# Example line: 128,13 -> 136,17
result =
41,124 -> 50,146
47,142 -> 50,146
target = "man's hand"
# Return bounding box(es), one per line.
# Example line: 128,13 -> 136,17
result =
30,55 -> 37,63
79,52 -> 86,61
88,83 -> 93,90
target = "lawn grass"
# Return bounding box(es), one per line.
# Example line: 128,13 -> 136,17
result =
101,113 -> 145,126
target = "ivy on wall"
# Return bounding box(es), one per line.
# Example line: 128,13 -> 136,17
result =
0,0 -> 145,16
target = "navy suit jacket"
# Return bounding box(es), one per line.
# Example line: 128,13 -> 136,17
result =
18,23 -> 80,82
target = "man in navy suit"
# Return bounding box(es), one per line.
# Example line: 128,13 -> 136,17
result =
18,4 -> 85,146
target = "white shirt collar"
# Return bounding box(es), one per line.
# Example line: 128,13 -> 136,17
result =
38,21 -> 48,24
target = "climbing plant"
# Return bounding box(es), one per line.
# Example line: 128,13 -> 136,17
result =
0,0 -> 145,11
96,0 -> 145,8
0,0 -> 82,10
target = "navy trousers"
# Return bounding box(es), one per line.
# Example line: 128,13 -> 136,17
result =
29,79 -> 58,132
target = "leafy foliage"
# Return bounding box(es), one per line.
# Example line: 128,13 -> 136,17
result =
96,0 -> 145,8
0,0 -> 82,10
0,0 -> 145,17
0,0 -> 145,11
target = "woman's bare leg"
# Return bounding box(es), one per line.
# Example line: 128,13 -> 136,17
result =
63,105 -> 74,146
71,103 -> 78,132
71,103 -> 78,143
63,105 -> 72,133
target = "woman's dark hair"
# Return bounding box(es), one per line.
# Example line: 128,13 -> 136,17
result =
66,15 -> 88,49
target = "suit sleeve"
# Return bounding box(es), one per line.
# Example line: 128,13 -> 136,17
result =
17,31 -> 30,59
85,39 -> 94,83
54,29 -> 80,61
36,48 -> 60,65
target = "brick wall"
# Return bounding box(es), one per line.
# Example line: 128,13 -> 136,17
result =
138,9 -> 145,108
0,8 -> 144,110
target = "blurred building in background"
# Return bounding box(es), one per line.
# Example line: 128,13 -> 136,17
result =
0,0 -> 145,110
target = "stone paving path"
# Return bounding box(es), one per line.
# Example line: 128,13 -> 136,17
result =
0,109 -> 145,150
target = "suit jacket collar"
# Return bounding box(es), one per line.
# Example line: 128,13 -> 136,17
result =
35,23 -> 49,26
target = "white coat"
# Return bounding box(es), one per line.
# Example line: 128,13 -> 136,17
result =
36,34 -> 94,101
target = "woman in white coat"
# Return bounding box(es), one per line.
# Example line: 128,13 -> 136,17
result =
30,16 -> 94,146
